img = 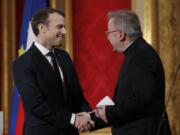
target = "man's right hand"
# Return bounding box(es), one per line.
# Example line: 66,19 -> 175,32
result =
74,112 -> 94,132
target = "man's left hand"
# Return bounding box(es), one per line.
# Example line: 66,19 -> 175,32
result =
95,106 -> 108,123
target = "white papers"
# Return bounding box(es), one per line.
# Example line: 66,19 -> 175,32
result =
96,96 -> 115,108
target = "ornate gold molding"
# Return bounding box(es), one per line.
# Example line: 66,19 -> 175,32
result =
158,0 -> 179,135
1,0 -> 16,134
144,0 -> 159,51
49,0 -> 57,8
132,0 -> 159,51
65,0 -> 73,59
1,0 -> 8,133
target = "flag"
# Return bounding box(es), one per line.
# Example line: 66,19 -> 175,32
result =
9,0 -> 47,135
72,0 -> 131,108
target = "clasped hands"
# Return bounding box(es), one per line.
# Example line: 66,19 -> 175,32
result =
74,106 -> 108,132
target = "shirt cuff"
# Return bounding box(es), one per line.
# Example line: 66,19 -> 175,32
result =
70,113 -> 75,125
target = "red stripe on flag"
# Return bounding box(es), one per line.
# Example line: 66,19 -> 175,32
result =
15,97 -> 24,135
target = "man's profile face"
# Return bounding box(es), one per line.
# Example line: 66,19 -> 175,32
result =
107,18 -> 121,52
44,12 -> 66,47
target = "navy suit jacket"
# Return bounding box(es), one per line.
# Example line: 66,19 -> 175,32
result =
13,44 -> 91,135
91,37 -> 171,135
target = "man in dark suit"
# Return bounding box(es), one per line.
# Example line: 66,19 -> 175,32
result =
13,8 -> 93,135
85,9 -> 172,135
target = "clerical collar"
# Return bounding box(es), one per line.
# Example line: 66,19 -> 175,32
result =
123,40 -> 135,52
124,37 -> 142,55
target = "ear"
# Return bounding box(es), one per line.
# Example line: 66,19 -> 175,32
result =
38,24 -> 47,34
119,31 -> 126,41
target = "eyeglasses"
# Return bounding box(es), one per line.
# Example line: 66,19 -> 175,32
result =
105,30 -> 121,36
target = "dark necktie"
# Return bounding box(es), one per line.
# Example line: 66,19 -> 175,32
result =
48,52 -> 61,78
47,52 -> 65,103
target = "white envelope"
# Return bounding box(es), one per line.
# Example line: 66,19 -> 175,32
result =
96,96 -> 115,108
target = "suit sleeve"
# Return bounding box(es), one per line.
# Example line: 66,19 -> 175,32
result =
106,51 -> 158,125
13,59 -> 72,129
90,112 -> 110,131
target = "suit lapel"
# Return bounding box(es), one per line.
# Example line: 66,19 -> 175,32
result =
31,44 -> 53,72
29,45 -> 63,107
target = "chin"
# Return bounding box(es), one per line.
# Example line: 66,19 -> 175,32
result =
52,43 -> 61,48
118,49 -> 124,53
114,48 -> 123,53
112,47 -> 118,52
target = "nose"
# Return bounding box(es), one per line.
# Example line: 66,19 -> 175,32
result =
62,27 -> 66,35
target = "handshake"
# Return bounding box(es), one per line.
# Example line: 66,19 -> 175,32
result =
73,106 -> 108,132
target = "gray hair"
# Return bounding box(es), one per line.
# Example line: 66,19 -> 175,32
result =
107,9 -> 142,39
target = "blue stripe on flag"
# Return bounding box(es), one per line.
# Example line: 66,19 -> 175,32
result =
20,0 -> 47,48
9,87 -> 19,135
